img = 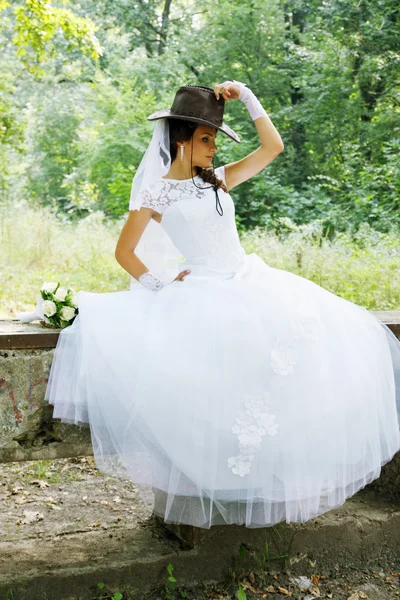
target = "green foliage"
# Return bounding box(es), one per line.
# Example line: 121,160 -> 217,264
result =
165,563 -> 178,600
13,0 -> 101,71
96,582 -> 123,600
106,164 -> 136,217
26,97 -> 82,209
0,0 -> 399,237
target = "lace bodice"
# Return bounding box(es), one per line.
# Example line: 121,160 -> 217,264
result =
135,175 -> 211,215
130,166 -> 247,275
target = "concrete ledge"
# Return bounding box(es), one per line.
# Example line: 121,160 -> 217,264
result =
0,319 -> 61,349
2,313 -> 400,349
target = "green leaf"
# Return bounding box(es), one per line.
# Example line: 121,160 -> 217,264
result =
237,583 -> 247,600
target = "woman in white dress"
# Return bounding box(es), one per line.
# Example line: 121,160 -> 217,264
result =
45,80 -> 400,538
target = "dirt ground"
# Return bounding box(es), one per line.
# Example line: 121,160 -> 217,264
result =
0,456 -> 399,600
155,568 -> 400,600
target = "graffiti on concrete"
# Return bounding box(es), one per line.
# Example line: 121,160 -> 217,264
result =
0,351 -> 52,440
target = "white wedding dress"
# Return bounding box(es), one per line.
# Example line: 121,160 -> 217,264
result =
45,165 -> 400,528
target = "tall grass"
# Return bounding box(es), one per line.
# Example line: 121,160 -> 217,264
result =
0,205 -> 128,317
240,218 -> 400,311
1,205 -> 399,317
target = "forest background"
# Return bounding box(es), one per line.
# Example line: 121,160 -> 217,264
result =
1,0 -> 399,315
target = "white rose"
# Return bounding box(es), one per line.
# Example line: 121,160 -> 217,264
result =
42,300 -> 57,317
59,306 -> 76,321
41,282 -> 58,294
69,292 -> 78,307
54,286 -> 68,302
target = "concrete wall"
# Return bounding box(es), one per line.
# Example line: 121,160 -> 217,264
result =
0,346 -> 92,462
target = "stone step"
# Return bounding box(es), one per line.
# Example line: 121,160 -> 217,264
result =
0,458 -> 398,600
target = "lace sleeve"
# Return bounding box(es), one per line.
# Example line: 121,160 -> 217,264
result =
129,181 -> 167,214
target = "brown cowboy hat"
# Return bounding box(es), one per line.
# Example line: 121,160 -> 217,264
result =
147,85 -> 240,143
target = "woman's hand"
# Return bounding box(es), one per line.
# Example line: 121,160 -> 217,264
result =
173,269 -> 191,282
214,81 -> 241,102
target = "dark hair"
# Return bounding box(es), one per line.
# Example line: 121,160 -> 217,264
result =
167,118 -> 227,192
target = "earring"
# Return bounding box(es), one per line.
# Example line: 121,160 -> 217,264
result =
180,145 -> 184,161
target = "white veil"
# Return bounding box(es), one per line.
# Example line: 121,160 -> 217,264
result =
128,119 -> 184,288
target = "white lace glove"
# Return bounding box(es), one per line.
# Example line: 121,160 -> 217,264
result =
138,271 -> 165,291
232,80 -> 268,121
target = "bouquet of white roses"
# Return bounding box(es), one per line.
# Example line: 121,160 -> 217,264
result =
17,282 -> 79,328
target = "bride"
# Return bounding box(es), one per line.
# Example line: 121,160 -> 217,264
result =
45,80 -> 400,536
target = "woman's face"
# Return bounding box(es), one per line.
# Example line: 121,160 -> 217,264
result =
181,124 -> 218,169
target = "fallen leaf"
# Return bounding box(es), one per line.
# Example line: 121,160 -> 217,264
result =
30,480 -> 50,489
46,503 -> 62,510
21,510 -> 44,524
347,593 -> 368,600
14,497 -> 28,505
277,587 -> 291,596
241,581 -> 259,594
291,576 -> 312,591
204,590 -> 225,599
311,575 -> 320,585
266,585 -> 275,592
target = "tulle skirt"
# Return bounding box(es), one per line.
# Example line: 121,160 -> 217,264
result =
45,253 -> 400,528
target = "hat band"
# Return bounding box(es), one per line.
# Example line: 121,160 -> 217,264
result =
170,108 -> 223,127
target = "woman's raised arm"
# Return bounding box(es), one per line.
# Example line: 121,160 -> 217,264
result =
214,80 -> 284,192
